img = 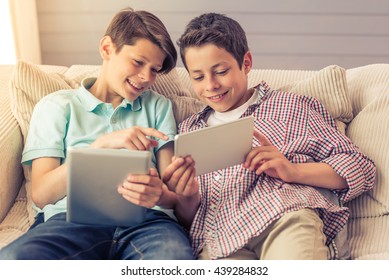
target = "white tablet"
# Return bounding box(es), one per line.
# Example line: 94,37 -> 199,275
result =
174,116 -> 254,175
66,147 -> 151,227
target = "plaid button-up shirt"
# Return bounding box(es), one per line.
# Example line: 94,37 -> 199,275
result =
178,81 -> 376,259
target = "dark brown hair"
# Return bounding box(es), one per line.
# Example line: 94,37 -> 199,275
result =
177,13 -> 249,69
105,7 -> 177,73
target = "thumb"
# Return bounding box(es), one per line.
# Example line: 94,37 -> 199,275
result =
253,130 -> 272,146
149,168 -> 159,177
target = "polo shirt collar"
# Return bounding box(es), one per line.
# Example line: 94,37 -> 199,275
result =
79,77 -> 142,112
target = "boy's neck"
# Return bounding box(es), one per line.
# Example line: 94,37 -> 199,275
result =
89,76 -> 124,109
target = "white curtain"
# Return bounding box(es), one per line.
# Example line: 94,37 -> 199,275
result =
9,0 -> 42,64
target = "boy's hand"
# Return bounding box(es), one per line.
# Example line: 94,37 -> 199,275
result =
244,130 -> 297,182
91,126 -> 169,150
162,156 -> 199,198
162,156 -> 200,229
117,168 -> 163,208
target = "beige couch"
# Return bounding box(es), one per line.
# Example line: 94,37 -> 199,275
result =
0,61 -> 388,259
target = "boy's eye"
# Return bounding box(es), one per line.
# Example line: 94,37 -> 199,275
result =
216,69 -> 228,75
192,75 -> 204,81
133,60 -> 143,66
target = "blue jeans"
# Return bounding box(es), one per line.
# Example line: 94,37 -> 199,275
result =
0,210 -> 194,260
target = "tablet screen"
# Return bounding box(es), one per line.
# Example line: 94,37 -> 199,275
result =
174,116 -> 254,175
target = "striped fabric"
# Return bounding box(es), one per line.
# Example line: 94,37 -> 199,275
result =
9,61 -> 74,142
0,66 -> 24,225
345,64 -> 389,259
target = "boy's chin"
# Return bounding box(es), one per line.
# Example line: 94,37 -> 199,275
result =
208,103 -> 232,113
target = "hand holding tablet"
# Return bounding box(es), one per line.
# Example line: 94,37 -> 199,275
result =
66,148 -> 151,226
174,116 -> 255,175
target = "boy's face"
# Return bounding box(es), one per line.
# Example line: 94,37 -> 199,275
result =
184,44 -> 252,113
103,37 -> 166,102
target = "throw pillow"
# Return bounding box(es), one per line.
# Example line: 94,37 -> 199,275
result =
345,63 -> 389,260
346,64 -> 389,216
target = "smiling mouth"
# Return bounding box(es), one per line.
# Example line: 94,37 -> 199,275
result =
127,79 -> 144,91
208,92 -> 227,100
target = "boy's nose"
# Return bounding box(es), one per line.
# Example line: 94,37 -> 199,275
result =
138,69 -> 152,82
206,77 -> 220,91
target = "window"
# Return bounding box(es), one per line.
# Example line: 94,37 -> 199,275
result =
0,0 -> 16,64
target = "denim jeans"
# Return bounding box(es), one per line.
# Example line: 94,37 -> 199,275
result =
0,210 -> 194,260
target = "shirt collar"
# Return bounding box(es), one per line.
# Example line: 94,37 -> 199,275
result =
79,77 -> 142,112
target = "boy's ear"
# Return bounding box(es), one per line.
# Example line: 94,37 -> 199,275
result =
100,36 -> 114,60
242,51 -> 253,74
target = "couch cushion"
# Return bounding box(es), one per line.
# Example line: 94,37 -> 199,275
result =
0,65 -> 24,223
346,64 -> 389,216
345,64 -> 389,259
276,65 -> 352,133
8,60 -> 203,224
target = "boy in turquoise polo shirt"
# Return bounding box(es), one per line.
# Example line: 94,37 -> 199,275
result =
0,8 -> 193,260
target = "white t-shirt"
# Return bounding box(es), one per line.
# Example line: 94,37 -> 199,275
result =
206,88 -> 259,126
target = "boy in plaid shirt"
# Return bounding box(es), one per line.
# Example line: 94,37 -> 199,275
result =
163,13 -> 376,260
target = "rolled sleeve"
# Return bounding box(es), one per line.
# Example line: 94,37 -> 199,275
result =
322,152 -> 376,203
306,99 -> 376,203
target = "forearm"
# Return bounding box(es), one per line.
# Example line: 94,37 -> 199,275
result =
292,162 -> 348,190
174,194 -> 200,230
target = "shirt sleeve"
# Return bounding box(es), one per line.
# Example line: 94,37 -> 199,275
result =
22,95 -> 68,165
305,98 -> 376,203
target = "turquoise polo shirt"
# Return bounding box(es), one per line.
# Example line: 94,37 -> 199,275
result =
22,77 -> 177,221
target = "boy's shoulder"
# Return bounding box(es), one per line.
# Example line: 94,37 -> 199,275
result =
37,87 -> 80,105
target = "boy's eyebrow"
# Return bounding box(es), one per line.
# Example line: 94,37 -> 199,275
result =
190,63 -> 226,73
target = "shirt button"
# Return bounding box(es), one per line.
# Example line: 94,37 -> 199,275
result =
214,174 -> 220,180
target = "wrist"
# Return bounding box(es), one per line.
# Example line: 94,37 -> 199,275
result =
156,184 -> 177,208
176,192 -> 200,208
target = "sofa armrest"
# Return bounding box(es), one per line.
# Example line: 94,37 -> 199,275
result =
0,77 -> 24,223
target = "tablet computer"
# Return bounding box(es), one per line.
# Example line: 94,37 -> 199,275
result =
174,116 -> 254,175
66,147 -> 151,227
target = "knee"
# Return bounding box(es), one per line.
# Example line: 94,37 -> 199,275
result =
0,244 -> 32,260
0,242 -> 52,260
157,236 -> 194,260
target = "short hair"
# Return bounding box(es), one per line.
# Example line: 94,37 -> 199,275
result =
177,13 -> 249,69
105,7 -> 177,73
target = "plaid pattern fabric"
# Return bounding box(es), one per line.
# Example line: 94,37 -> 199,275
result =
179,81 -> 376,259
